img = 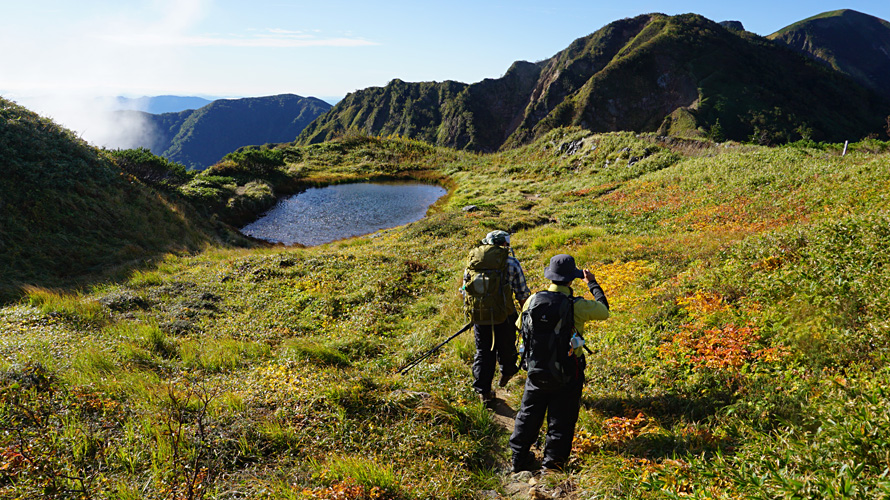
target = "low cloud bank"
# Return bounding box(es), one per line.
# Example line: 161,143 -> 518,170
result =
7,93 -> 155,151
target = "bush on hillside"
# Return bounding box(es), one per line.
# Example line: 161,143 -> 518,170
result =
216,148 -> 285,176
178,175 -> 238,207
109,148 -> 191,188
224,180 -> 277,226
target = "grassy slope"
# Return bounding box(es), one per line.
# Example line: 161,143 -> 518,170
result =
0,98 -> 239,302
768,9 -> 888,37
2,129 -> 890,498
297,80 -> 470,149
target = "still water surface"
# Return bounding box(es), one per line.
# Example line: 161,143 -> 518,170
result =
240,182 -> 447,246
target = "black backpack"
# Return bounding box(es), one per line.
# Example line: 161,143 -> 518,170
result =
519,290 -> 579,384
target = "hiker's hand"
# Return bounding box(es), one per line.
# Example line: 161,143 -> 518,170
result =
582,269 -> 597,283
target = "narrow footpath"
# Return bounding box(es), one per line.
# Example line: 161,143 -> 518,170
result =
484,387 -> 581,500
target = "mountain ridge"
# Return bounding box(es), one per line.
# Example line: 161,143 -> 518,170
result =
297,12 -> 890,151
133,93 -> 331,169
114,95 -> 214,114
768,9 -> 890,102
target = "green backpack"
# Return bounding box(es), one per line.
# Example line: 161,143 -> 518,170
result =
462,244 -> 515,325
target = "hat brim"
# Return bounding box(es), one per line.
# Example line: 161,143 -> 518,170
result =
544,267 -> 584,282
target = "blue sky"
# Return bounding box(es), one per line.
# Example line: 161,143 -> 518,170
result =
3,0 -> 889,101
2,0 -> 889,148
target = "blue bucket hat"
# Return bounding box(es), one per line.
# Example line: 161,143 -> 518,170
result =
544,254 -> 584,282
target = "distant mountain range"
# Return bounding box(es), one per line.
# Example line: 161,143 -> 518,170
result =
114,95 -> 214,114
113,95 -> 343,114
296,11 -> 890,150
129,94 -> 331,169
122,9 -> 890,165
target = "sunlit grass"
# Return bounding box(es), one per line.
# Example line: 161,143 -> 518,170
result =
23,285 -> 108,325
69,344 -> 118,378
313,455 -> 403,491
4,131 -> 890,498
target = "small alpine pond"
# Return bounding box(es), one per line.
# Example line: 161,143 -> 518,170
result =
240,182 -> 447,246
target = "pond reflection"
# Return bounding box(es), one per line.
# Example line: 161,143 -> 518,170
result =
240,182 -> 447,246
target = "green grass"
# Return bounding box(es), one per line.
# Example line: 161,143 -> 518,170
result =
0,97 -> 235,302
23,286 -> 109,325
3,127 -> 890,498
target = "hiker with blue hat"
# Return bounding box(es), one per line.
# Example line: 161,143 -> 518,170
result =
461,230 -> 531,405
509,253 -> 610,473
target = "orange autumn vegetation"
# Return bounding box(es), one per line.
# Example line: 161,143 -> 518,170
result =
300,481 -> 391,500
657,324 -> 789,373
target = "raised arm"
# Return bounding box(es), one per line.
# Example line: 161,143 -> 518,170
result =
582,269 -> 609,310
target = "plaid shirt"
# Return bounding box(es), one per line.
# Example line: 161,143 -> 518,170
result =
506,256 -> 531,304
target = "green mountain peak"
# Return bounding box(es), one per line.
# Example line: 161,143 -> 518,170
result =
296,12 -> 890,151
768,9 -> 890,102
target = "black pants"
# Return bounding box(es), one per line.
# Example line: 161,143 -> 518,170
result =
509,374 -> 583,469
472,314 -> 519,394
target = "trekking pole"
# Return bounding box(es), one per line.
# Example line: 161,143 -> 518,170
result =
397,322 -> 473,375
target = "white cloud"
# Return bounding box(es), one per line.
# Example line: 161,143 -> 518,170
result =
265,28 -> 305,35
1,0 -> 378,147
95,30 -> 378,48
13,95 -> 155,151
0,0 -> 211,147
87,0 -> 376,49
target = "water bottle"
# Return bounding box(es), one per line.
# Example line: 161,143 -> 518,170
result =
518,343 -> 527,370
570,333 -> 585,356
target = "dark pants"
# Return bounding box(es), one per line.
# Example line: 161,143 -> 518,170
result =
472,314 -> 519,394
509,373 -> 583,470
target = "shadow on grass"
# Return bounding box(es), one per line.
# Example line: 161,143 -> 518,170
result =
584,392 -> 731,425
582,393 -> 735,460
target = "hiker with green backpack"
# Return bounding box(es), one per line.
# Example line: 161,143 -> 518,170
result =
461,230 -> 531,405
510,253 -> 610,473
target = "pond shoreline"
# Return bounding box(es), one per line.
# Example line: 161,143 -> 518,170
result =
239,181 -> 447,247
221,171 -> 452,228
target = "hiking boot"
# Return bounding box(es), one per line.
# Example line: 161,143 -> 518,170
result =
498,366 -> 519,387
511,452 -> 540,473
479,390 -> 496,405
540,460 -> 565,473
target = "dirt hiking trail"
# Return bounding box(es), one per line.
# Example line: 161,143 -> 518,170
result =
486,387 -> 581,500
